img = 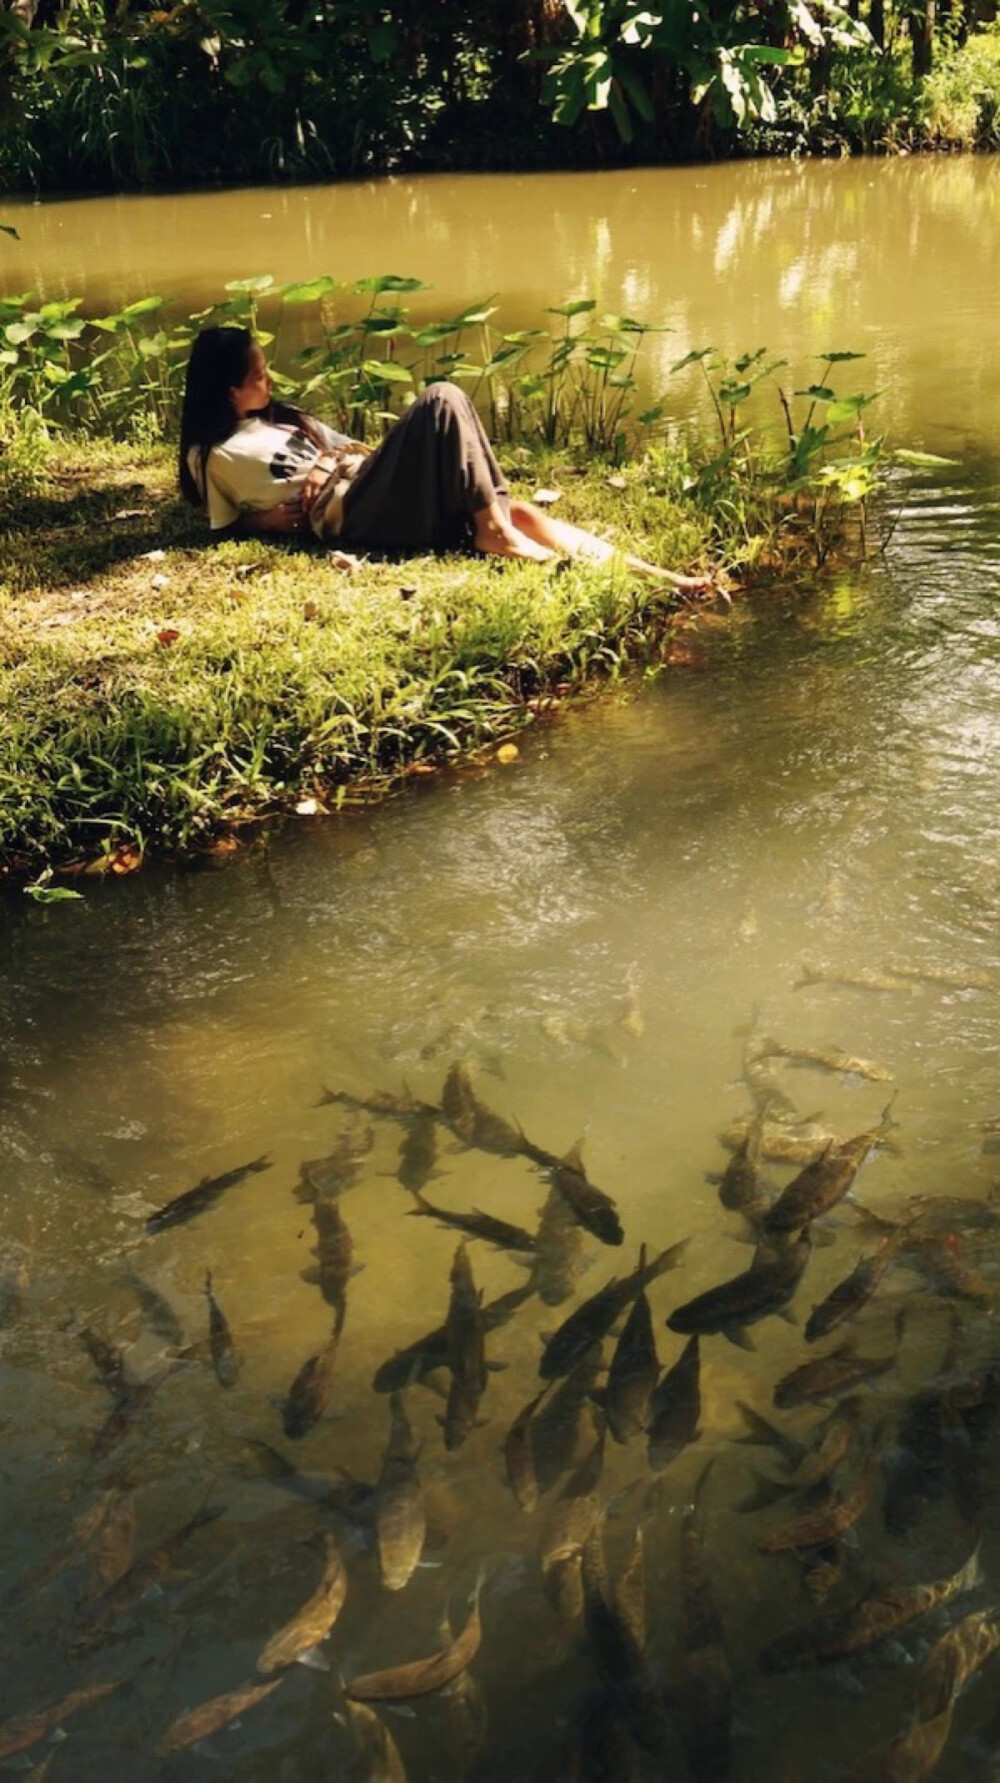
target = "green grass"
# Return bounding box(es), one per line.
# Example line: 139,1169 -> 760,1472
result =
0,438 -> 718,879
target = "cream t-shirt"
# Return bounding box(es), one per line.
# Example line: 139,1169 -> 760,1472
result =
189,417 -> 344,531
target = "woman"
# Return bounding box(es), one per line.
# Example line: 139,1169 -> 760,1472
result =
179,325 -> 712,585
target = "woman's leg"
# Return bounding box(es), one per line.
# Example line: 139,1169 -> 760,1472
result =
340,383 -> 548,559
509,500 -> 714,590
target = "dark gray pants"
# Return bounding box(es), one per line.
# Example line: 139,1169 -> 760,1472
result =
339,382 -> 509,554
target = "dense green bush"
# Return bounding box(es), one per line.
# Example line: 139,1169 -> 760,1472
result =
921,21 -> 1000,147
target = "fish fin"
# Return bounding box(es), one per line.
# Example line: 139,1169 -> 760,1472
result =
415,1558 -> 445,1570
734,1471 -> 793,1513
300,1267 -> 321,1286
381,1703 -> 418,1721
175,1339 -> 211,1363
485,1360 -> 508,1374
349,1264 -> 366,1280
778,1307 -> 799,1325
294,1646 -> 331,1672
724,1325 -> 756,1352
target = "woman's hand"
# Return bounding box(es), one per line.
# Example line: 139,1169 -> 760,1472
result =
253,498 -> 305,534
300,456 -> 337,517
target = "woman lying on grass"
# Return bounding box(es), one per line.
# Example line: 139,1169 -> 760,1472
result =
179,326 -> 713,589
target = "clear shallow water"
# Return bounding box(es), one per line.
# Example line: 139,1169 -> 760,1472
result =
3,163 -> 1000,1779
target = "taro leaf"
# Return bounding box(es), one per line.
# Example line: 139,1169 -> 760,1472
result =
0,223 -> 19,239
547,299 -> 597,318
795,384 -> 836,401
120,295 -> 165,319
718,379 -> 752,405
819,350 -> 865,363
225,275 -> 275,294
826,393 -> 878,422
360,359 -> 412,383
281,276 -> 338,304
892,448 -> 959,468
352,275 -> 430,295
670,347 -> 716,372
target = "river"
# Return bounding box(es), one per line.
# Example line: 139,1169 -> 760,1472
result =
1,159 -> 1000,1779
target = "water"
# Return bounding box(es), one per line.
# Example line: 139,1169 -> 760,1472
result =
2,160 -> 1000,1776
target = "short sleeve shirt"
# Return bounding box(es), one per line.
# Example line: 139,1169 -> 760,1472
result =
189,417 -> 344,531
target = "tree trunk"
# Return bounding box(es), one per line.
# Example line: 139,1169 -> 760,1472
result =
911,0 -> 935,77
868,0 -> 885,48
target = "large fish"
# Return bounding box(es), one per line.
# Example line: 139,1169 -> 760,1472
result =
916,1605 -> 1000,1720
257,1533 -> 347,1673
0,1681 -> 119,1762
835,1707 -> 955,1782
534,1143 -> 624,1248
503,1384 -> 552,1513
603,1288 -> 657,1448
721,1117 -> 836,1166
408,1191 -> 539,1254
371,1278 -> 535,1395
900,1230 -> 992,1306
675,1462 -> 731,1783
346,1575 -> 483,1700
531,1181 -> 587,1306
344,1699 -> 409,1782
304,1194 -> 355,1326
440,1062 -> 524,1157
318,1084 -> 431,1120
441,1241 -> 488,1451
756,1465 -> 874,1554
539,1429 -> 606,1634
666,1232 -> 811,1350
805,1238 -> 897,1342
77,1502 -> 224,1638
3,1488 -> 119,1608
762,1101 -> 896,1234
761,1543 -> 982,1670
735,1396 -> 864,1496
647,1335 -> 701,1472
532,1345 -> 605,1495
715,1122 -> 762,1213
542,1240 -> 688,1380
297,1123 -> 374,1202
773,1321 -> 900,1408
793,962 -> 917,994
580,1515 -> 669,1755
157,1678 -> 282,1754
374,1393 -> 425,1591
205,1270 -> 240,1388
395,1106 -> 441,1195
145,1153 -> 272,1233
283,1329 -> 341,1439
766,1041 -> 894,1083
742,1026 -> 798,1124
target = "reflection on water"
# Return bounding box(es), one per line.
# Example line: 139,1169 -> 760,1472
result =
4,158 -> 1000,455
1,458 -> 999,1776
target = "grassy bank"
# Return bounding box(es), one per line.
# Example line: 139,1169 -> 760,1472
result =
0,437 -> 725,883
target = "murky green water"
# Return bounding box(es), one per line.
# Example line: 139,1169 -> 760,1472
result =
2,160 -> 1000,1778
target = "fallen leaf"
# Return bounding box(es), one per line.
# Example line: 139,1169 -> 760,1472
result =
150,573 -> 171,590
532,488 -> 562,506
141,548 -> 167,563
156,628 -> 180,647
496,743 -> 520,765
606,474 -> 627,490
295,797 -> 322,816
302,599 -> 319,621
110,846 -> 143,875
398,585 -> 418,599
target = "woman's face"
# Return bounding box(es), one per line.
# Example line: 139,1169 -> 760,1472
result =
229,342 -> 271,418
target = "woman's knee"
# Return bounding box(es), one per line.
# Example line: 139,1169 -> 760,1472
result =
415,380 -> 472,418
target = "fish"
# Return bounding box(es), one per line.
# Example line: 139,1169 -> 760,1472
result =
0,1247 -> 29,1328
613,1515 -> 646,1654
407,1190 -> 539,1254
603,1255 -> 659,1443
720,1116 -> 836,1165
503,1384 -> 552,1513
667,1231 -> 811,1350
802,1540 -> 849,1606
762,1100 -> 896,1234
374,1392 -> 425,1590
157,1677 -> 283,1754
346,1574 -> 484,1700
766,1042 -> 894,1083
835,1706 -> 955,1782
344,1699 -> 409,1781
761,1542 -> 982,1670
532,1345 -> 605,1494
536,1143 -> 624,1248
542,1240 -> 689,1380
441,1061 -> 524,1156
539,1430 -> 606,1633
145,1153 -> 272,1233
257,1532 -> 347,1673
743,1025 -> 799,1124
317,1083 -> 431,1120
794,962 -> 917,995
436,1607 -> 489,1778
884,960 -> 999,992
92,1375 -> 161,1459
901,1190 -> 1000,1235
619,966 -> 645,1039
77,1502 -> 224,1637
646,1335 -> 701,1472
88,1487 -> 138,1592
900,1230 -> 992,1305
441,1242 -> 488,1451
805,1238 -> 898,1342
915,1604 -> 1000,1720
395,1106 -> 440,1195
0,1680 -> 119,1761
205,1270 -> 240,1388
581,1515 -> 669,1754
371,1278 -> 535,1395
297,1123 -> 374,1202
122,1271 -> 186,1349
716,1122 -> 762,1212
757,1465 -> 874,1554
675,1462 -> 732,1783
79,1324 -> 130,1397
2,1488 -> 120,1609
304,1194 -> 355,1325
531,1181 -> 587,1306
283,1329 -> 341,1439
773,1327 -> 900,1409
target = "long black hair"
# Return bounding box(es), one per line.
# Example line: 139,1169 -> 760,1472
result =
178,324 -> 326,508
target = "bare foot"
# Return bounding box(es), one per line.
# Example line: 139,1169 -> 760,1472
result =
473,510 -> 554,562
